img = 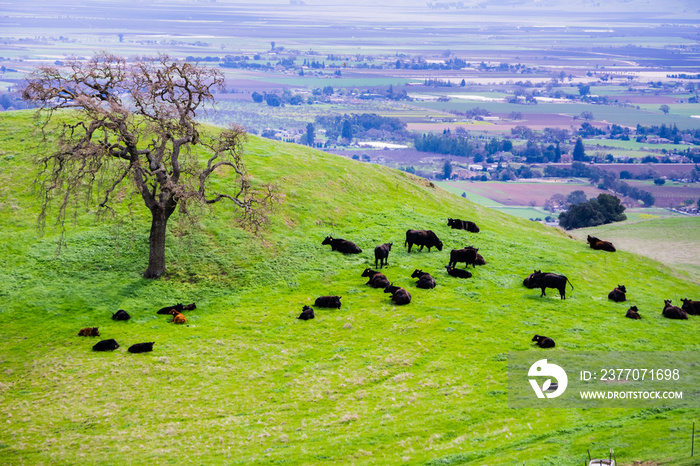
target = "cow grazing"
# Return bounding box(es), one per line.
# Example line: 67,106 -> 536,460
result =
314,296 -> 342,309
587,235 -> 616,252
447,218 -> 480,233
77,327 -> 100,337
625,306 -> 641,320
448,247 -> 479,268
374,243 -> 392,268
411,269 -> 436,289
532,334 -> 555,348
157,303 -> 196,315
92,339 -> 120,351
384,285 -> 411,305
128,342 -> 154,353
681,298 -> 700,316
525,270 -> 574,299
169,309 -> 187,324
361,268 -> 390,288
445,266 -> 472,279
405,229 -> 443,253
297,305 -> 315,320
111,309 -> 131,321
322,236 -> 362,254
608,285 -> 627,302
474,253 -> 486,266
662,300 -> 688,320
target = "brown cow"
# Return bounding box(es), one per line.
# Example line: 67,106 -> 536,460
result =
169,309 -> 187,324
587,235 -> 616,252
78,327 -> 100,337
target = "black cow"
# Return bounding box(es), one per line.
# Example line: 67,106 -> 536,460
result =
314,296 -> 342,309
411,269 -> 436,289
525,270 -> 574,300
608,285 -> 627,302
322,236 -> 362,254
405,229 -> 443,253
157,303 -> 196,315
448,247 -> 479,268
361,268 -> 390,288
384,285 -> 411,305
447,218 -> 480,233
128,342 -> 154,353
587,235 -> 616,252
662,300 -> 688,320
93,339 -> 120,351
681,298 -> 700,316
474,253 -> 486,266
78,327 -> 100,337
297,305 -> 315,320
111,309 -> 131,321
625,306 -> 641,320
532,334 -> 555,348
445,266 -> 472,279
374,243 -> 392,268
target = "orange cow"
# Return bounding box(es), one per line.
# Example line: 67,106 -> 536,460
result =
169,309 -> 187,324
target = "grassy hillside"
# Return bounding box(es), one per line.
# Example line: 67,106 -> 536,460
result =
0,110 -> 699,465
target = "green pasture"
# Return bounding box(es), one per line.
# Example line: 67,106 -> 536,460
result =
1,110 -> 699,465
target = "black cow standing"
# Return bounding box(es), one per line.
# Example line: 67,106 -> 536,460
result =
128,342 -> 154,353
314,296 -> 342,309
374,243 -> 392,268
448,247 -> 479,268
411,269 -> 436,289
297,305 -> 315,320
524,270 -> 574,300
608,285 -> 627,302
93,339 -> 120,351
445,266 -> 472,279
322,236 -> 362,254
384,285 -> 411,305
680,298 -> 700,316
662,300 -> 688,320
405,230 -> 443,253
532,334 -> 555,348
447,218 -> 480,233
361,268 -> 391,288
111,309 -> 131,321
625,306 -> 641,319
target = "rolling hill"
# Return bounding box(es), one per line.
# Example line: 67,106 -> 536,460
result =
0,110 -> 698,465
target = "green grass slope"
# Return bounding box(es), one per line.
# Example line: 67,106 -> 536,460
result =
0,111 -> 699,465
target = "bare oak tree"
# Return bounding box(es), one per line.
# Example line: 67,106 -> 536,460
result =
23,53 -> 275,278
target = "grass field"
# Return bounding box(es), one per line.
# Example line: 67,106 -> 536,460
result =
1,111 -> 699,465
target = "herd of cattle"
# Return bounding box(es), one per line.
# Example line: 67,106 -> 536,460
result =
78,303 -> 197,353
305,217 -> 699,350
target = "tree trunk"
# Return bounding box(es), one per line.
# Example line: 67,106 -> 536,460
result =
144,208 -> 169,279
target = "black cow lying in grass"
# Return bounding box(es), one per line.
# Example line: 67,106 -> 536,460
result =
681,298 -> 700,316
447,218 -> 480,233
128,342 -> 154,353
532,334 -> 555,348
315,296 -> 342,309
626,306 -> 641,319
587,235 -> 616,252
411,269 -> 436,289
93,339 -> 120,351
445,266 -> 472,279
78,327 -> 100,337
112,309 -> 131,321
297,305 -> 315,320
448,247 -> 478,268
361,268 -> 390,288
405,229 -> 443,253
384,285 -> 411,305
374,243 -> 392,268
662,300 -> 688,320
608,285 -> 627,302
524,270 -> 574,300
157,303 -> 197,315
322,236 -> 362,254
